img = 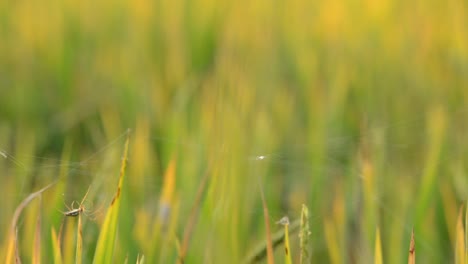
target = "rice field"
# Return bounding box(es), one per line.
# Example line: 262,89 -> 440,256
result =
1,0 -> 468,263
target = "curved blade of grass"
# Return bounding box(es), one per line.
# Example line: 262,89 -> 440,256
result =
93,130 -> 130,264
243,219 -> 301,264
374,227 -> 382,264
5,182 -> 56,263
51,227 -> 63,264
14,228 -> 20,264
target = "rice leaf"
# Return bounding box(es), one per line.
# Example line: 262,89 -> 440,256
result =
465,201 -> 468,264
4,182 -> 56,264
62,218 -> 75,264
136,254 -> 145,264
456,205 -> 465,264
51,228 -> 63,264
374,227 -> 382,264
32,200 -> 42,264
93,130 -> 130,263
243,218 -> 301,264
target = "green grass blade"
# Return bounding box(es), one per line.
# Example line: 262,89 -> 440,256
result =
93,130 -> 130,264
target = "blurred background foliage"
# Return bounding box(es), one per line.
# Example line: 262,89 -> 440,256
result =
0,0 -> 468,263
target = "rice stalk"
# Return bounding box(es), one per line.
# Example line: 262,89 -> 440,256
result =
177,163 -> 212,264
299,204 -> 311,264
75,213 -> 82,264
408,228 -> 415,264
259,183 -> 274,264
93,129 -> 131,263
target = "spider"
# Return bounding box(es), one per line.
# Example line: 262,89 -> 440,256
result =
62,186 -> 95,218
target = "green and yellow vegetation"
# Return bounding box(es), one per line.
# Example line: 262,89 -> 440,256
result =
0,0 -> 468,263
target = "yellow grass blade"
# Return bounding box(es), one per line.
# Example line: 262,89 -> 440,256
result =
456,205 -> 465,264
136,254 -> 145,264
148,157 -> 177,262
62,218 -> 75,264
277,217 -> 292,264
4,182 -> 56,264
32,201 -> 42,264
51,227 -> 63,264
159,158 -> 177,218
374,227 -> 382,264
466,201 -> 468,264
324,219 -> 340,264
259,184 -> 274,264
408,228 -> 415,264
93,130 -> 130,263
75,214 -> 83,264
